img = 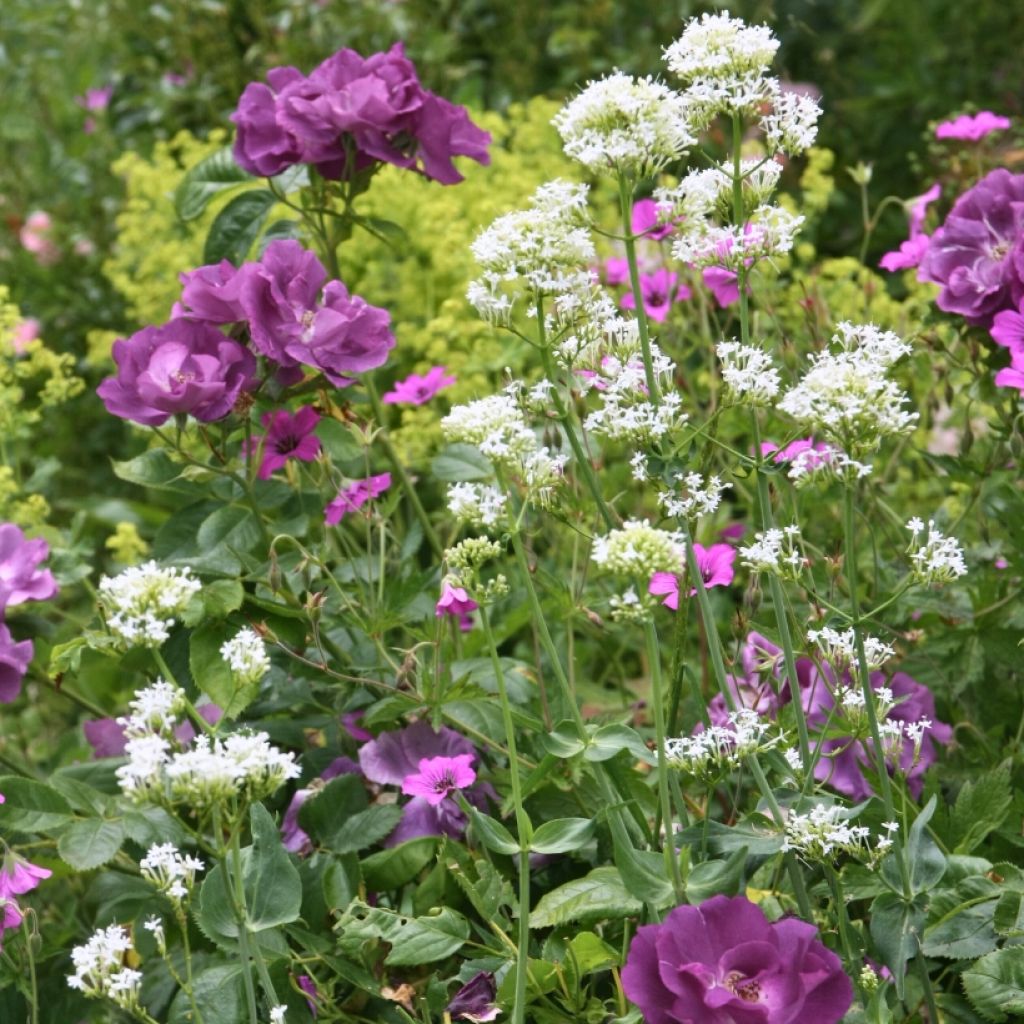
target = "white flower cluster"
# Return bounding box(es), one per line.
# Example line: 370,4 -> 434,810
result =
467,180 -> 595,322
220,627 -> 271,687
739,525 -> 804,579
115,680 -> 298,808
781,803 -> 893,864
556,296 -> 635,368
762,90 -> 822,155
664,12 -> 780,82
143,916 -> 165,951
270,1007 -> 287,1024
591,519 -> 683,577
777,322 -> 917,453
659,472 -> 732,522
139,843 -> 204,904
906,517 -> 968,586
98,561 -> 201,649
118,678 -> 186,738
717,340 -> 780,405
654,160 -> 782,223
672,204 -> 804,270
836,685 -> 897,737
608,586 -> 650,624
67,925 -> 143,1010
665,709 -> 777,778
447,482 -> 507,530
784,445 -> 873,486
807,627 -> 894,670
553,71 -> 695,177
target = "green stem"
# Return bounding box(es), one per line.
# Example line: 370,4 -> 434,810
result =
644,620 -> 684,899
479,607 -> 531,1024
22,916 -> 38,1024
179,911 -> 205,1024
214,807 -> 258,1024
617,175 -> 659,402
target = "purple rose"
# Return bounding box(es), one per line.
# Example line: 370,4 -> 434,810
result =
231,68 -> 306,177
919,169 -> 1024,326
0,624 -> 33,704
98,319 -> 257,426
0,524 -> 57,611
622,895 -> 852,1024
178,259 -> 252,324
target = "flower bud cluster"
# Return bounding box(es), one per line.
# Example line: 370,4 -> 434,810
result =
98,561 -> 201,649
592,520 -> 683,578
659,473 -> 732,522
739,525 -> 804,579
807,627 -> 894,671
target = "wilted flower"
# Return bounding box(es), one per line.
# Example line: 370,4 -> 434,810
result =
446,972 -> 500,1022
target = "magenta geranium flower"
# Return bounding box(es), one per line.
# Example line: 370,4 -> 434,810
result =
324,473 -> 391,524
702,265 -> 740,307
621,268 -> 691,322
622,895 -> 852,1024
382,366 -> 456,405
0,855 -> 51,900
98,319 -> 257,426
76,86 -> 113,112
994,351 -> 1024,393
0,524 -> 57,611
0,625 -> 33,704
762,437 -> 833,474
254,406 -> 322,479
401,754 -> 476,806
880,183 -> 941,272
919,168 -> 1024,326
936,111 -> 1011,142
602,257 -> 630,286
649,543 -> 735,610
436,582 -> 478,618
632,198 -> 675,241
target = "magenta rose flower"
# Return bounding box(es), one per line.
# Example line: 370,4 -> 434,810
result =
178,259 -> 253,324
622,895 -> 852,1024
98,319 -> 257,426
231,67 -> 307,176
919,168 -> 1024,326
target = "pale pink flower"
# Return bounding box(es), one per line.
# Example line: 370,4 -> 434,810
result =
936,111 -> 1011,142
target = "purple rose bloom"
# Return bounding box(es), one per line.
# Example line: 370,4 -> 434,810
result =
281,756 -> 361,855
178,260 -> 252,324
359,721 -> 489,847
231,67 -> 306,176
0,624 -> 33,704
98,319 -> 257,426
919,169 -> 1024,326
0,524 -> 57,611
622,895 -> 852,1024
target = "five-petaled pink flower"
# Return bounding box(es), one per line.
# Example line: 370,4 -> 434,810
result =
621,268 -> 691,322
324,473 -> 392,524
401,754 -> 476,806
649,543 -> 736,610
879,183 -> 941,272
382,366 -> 456,405
632,198 -> 676,241
254,407 -> 322,480
936,111 -> 1011,142
0,855 -> 51,900
702,266 -> 740,307
436,582 -> 478,618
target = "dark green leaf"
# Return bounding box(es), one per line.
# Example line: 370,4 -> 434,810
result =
531,817 -> 595,855
168,964 -> 247,1024
431,444 -> 494,482
0,776 -> 74,831
112,449 -> 186,491
190,621 -> 254,718
963,947 -> 1024,1023
175,147 -> 251,221
246,803 -> 302,931
203,189 -> 277,265
463,803 -> 520,855
197,505 -> 262,556
870,891 -> 926,1000
685,846 -> 747,903
57,818 -> 125,870
336,901 -> 469,966
530,866 -> 643,928
361,836 -> 439,891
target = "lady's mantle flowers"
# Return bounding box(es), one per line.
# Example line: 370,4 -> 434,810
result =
98,562 -> 201,649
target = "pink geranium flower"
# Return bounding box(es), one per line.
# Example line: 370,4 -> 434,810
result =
649,543 -> 736,610
382,366 -> 456,405
702,266 -> 740,307
602,257 -> 630,286
76,86 -> 113,112
880,183 -> 941,272
994,350 -> 1024,394
436,582 -> 478,618
936,111 -> 1011,142
991,307 -> 1024,357
324,473 -> 391,524
0,856 -> 51,899
631,198 -> 675,241
621,268 -> 691,322
254,407 -> 321,480
401,754 -> 476,806
19,211 -> 59,266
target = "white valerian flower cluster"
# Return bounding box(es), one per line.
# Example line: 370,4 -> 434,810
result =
777,321 -> 917,454
836,685 -> 897,738
467,180 -> 595,323
654,161 -> 783,224
659,472 -> 732,521
270,1007 -> 287,1024
118,678 -> 186,738
143,916 -> 165,952
717,340 -> 780,405
671,204 -> 804,270
807,627 -> 894,670
739,525 -> 804,579
114,680 -> 299,808
608,586 -> 650,624
98,561 -> 201,649
906,517 -> 968,585
553,71 -> 695,177
220,627 -> 271,687
139,843 -> 204,905
664,12 -> 779,83
591,519 -> 683,577
665,709 -> 777,779
67,925 -> 143,1010
783,444 -> 873,486
781,803 -> 889,864
447,482 -> 507,530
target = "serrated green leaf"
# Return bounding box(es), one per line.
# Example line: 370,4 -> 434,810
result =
922,879 -> 999,959
0,776 -> 74,831
994,891 -> 1024,937
175,147 -> 251,221
57,818 -> 125,870
530,866 -> 643,928
963,947 -> 1024,1022
336,901 -> 469,966
203,189 -> 277,264
325,804 -> 403,855
952,767 -> 1013,855
431,444 -> 494,482
531,817 -> 595,855
168,964 -> 247,1024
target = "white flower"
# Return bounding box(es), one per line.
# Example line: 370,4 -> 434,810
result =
738,525 -> 804,579
781,803 -> 883,864
630,452 -> 649,481
117,678 -> 186,738
220,627 -> 271,687
116,733 -> 172,800
553,71 -> 695,177
654,160 -> 782,222
140,843 -> 205,904
664,12 -> 780,83
591,519 -> 683,577
98,561 -> 201,649
906,518 -> 968,585
270,1007 -> 287,1024
143,916 -> 165,950
665,709 -> 777,778
659,473 -> 732,521
447,483 -> 507,530
671,204 -> 804,269
68,925 -> 141,1007
717,340 -> 780,405
442,395 -> 537,467
762,90 -> 821,155
807,627 -> 894,670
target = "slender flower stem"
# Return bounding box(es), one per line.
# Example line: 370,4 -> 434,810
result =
178,910 -> 205,1024
479,606 -> 531,1024
22,916 -> 38,1024
644,619 -> 684,898
617,175 -> 659,402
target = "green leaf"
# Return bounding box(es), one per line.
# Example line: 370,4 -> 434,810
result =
246,803 -> 302,931
903,795 -> 947,894
541,721 -> 586,759
463,803 -> 520,855
431,444 -> 494,482
203,580 -> 245,618
531,817 -> 595,855
870,891 -> 927,1000
952,767 -> 1013,855
336,901 -> 469,966
449,859 -> 514,922
112,448 -> 186,491
585,724 -> 656,764
361,837 -> 439,891
563,931 -> 619,990
203,189 -> 277,265
197,504 -> 262,556
0,776 -> 74,831
318,418 -> 364,463
530,866 -> 643,928
190,621 -> 255,718
963,947 -> 1024,1023
359,216 -> 409,248
995,891 -> 1024,937
676,814 -> 784,857
57,818 -> 125,870
324,805 -> 403,855
685,846 -> 747,903
613,839 -> 674,906
175,147 -> 251,221
168,964 -> 247,1024
922,879 -> 999,959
